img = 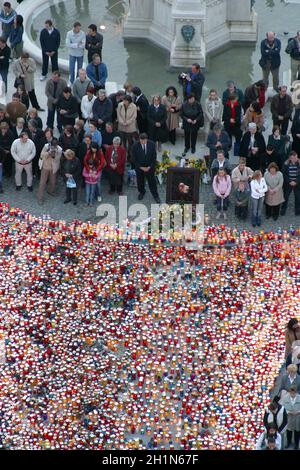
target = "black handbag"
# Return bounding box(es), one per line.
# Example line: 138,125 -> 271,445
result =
14,76 -> 24,88
14,62 -> 26,88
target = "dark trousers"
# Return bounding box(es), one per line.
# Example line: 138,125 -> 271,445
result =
66,187 -> 78,203
42,52 -> 59,77
0,68 -> 8,93
286,430 -> 300,449
235,205 -> 248,219
273,118 -> 290,136
216,196 -> 229,212
2,152 -> 12,177
47,105 -> 62,131
281,185 -> 300,214
184,128 -> 198,151
225,126 -> 243,146
108,171 -> 123,193
169,129 -> 176,145
28,89 -> 40,109
136,168 -> 159,198
121,132 -> 135,161
61,116 -> 76,128
266,204 -> 280,219
137,116 -> 148,134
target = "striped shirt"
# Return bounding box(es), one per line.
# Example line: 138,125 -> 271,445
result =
288,164 -> 298,182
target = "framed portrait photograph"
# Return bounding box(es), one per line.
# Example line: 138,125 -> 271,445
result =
166,167 -> 200,204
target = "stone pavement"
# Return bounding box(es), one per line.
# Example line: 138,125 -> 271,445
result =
0,63 -> 298,233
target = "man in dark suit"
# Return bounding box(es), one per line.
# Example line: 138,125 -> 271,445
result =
132,133 -> 161,203
132,86 -> 149,134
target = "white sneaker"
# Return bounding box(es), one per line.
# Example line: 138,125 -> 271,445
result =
97,196 -> 102,202
223,212 -> 227,220
216,212 -> 221,220
40,75 -> 47,81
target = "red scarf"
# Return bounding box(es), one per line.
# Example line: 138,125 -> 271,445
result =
227,100 -> 238,127
258,88 -> 265,108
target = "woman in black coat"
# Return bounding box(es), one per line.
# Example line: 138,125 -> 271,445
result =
147,95 -> 168,151
59,125 -> 79,156
222,94 -> 243,151
181,93 -> 204,155
239,123 -> 266,171
291,109 -> 300,157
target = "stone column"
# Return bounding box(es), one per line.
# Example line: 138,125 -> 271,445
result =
170,0 -> 206,69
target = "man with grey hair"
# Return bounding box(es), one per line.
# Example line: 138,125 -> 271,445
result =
259,31 -> 281,91
72,68 -> 92,118
92,89 -> 113,130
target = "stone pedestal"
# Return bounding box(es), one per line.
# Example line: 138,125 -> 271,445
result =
123,0 -> 258,69
170,0 -> 206,68
123,0 -> 154,40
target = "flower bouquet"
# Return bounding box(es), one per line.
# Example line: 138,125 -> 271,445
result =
155,150 -> 178,185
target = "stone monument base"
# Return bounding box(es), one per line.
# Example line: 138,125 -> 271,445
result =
123,0 -> 258,69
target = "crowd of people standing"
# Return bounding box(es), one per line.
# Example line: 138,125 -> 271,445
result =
1,8 -> 300,222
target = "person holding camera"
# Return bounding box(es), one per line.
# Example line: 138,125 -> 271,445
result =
178,63 -> 205,102
37,138 -> 62,205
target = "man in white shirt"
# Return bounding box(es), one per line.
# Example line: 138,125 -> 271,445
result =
81,86 -> 96,121
66,22 -> 86,85
11,132 -> 36,191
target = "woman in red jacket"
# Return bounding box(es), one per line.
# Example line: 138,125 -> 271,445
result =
83,142 -> 106,201
106,136 -> 126,195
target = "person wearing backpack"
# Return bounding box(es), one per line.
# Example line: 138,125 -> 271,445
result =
286,31 -> 300,81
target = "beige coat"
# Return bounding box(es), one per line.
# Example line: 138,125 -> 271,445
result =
231,165 -> 254,189
264,170 -> 285,206
242,108 -> 265,131
117,102 -> 137,133
12,58 -> 37,92
161,95 -> 182,131
39,144 -> 62,174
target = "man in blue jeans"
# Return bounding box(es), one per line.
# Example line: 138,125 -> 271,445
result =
66,22 -> 85,85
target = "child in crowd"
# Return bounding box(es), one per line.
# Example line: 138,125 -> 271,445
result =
234,181 -> 249,220
250,170 -> 268,227
212,168 -> 231,220
82,159 -> 101,206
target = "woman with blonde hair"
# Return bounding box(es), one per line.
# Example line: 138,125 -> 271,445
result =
250,169 -> 268,227
278,364 -> 300,400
